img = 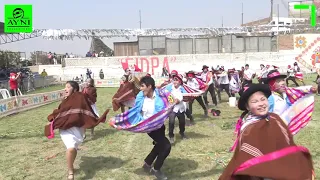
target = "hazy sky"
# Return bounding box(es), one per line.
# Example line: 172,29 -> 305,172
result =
0,0 -> 288,57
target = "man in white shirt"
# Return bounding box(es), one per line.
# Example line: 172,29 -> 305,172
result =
165,74 -> 187,144
197,65 -> 218,107
286,65 -> 299,87
139,76 -> 171,180
242,64 -> 255,89
217,67 -> 232,98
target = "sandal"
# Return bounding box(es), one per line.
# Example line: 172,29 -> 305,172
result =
67,172 -> 74,180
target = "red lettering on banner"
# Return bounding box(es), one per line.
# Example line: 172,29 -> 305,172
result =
140,57 -> 149,73
119,56 -> 175,75
163,57 -> 170,73
151,57 -> 159,75
44,96 -> 48,101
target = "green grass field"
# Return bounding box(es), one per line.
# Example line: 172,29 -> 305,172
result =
24,84 -> 65,95
0,77 -> 319,180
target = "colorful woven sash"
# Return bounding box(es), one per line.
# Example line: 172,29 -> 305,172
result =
109,89 -> 175,133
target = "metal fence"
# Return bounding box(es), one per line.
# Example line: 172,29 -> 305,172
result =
0,76 -> 60,94
138,35 -> 277,55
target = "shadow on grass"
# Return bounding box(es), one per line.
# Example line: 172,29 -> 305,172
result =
79,156 -> 126,180
0,131 -> 43,140
84,128 -> 117,142
133,157 -> 199,178
178,165 -> 224,180
173,132 -> 210,145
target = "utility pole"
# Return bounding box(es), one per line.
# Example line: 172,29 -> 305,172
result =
222,16 -> 224,27
277,4 -> 280,52
241,3 -> 244,25
270,0 -> 274,21
139,10 -> 142,29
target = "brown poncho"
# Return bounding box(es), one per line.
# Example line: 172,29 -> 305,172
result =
219,113 -> 314,180
45,92 -> 109,136
112,76 -> 140,111
82,85 -> 97,104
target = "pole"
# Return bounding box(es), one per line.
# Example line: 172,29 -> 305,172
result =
222,16 -> 224,27
271,0 -> 273,21
241,3 -> 244,25
139,10 -> 142,29
35,51 -> 38,65
277,4 -> 279,52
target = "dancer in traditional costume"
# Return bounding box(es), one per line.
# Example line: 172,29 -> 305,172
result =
197,65 -> 218,107
286,65 -> 299,87
293,62 -> 305,85
82,78 -> 99,137
45,81 -> 109,180
258,64 -> 269,84
267,70 -> 316,134
159,70 -> 178,88
110,76 -> 174,180
186,71 -> 208,117
217,67 -> 232,98
228,69 -> 241,96
165,74 -> 188,144
112,68 -> 139,113
220,83 -> 314,180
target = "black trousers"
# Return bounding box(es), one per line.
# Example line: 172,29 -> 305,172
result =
10,89 -> 17,96
286,76 -> 299,87
145,125 -> 171,170
203,84 -> 218,106
218,84 -> 231,97
168,111 -> 185,137
189,96 -> 207,114
185,107 -> 194,121
259,78 -> 268,84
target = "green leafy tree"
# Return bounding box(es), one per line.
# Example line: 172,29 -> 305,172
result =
0,50 -> 21,68
30,51 -> 49,65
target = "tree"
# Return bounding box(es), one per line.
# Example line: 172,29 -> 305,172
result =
30,51 -> 49,65
0,50 -> 21,68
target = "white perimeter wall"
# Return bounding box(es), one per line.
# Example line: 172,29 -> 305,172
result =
38,51 -> 312,81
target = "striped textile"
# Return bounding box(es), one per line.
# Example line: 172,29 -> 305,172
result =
162,83 -> 204,102
109,89 -> 175,133
281,87 -> 315,135
182,84 -> 205,101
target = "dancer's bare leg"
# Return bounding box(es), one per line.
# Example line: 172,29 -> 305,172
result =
66,148 -> 77,180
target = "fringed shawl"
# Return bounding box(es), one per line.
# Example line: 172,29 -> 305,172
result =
45,92 -> 110,137
112,82 -> 137,111
231,86 -> 315,151
163,83 -> 204,102
281,86 -> 315,135
109,89 -> 175,133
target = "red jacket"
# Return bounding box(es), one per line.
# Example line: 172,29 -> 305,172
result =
9,73 -> 18,90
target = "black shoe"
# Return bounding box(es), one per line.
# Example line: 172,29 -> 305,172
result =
142,163 -> 152,173
169,137 -> 174,144
180,133 -> 188,140
151,169 -> 168,180
204,110 -> 208,117
190,116 -> 195,125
